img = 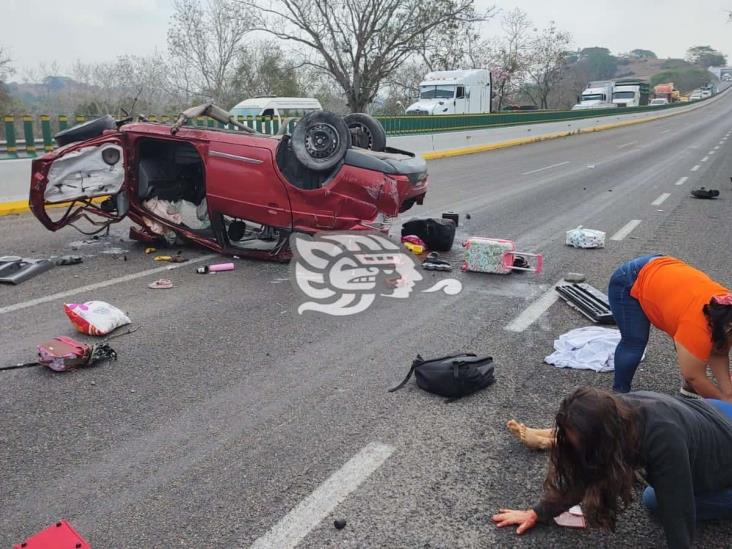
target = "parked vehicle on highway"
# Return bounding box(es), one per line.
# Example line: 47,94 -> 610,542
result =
406,69 -> 492,115
611,79 -> 650,107
29,104 -> 428,260
571,81 -> 617,110
649,98 -> 669,106
229,97 -> 322,125
653,82 -> 680,103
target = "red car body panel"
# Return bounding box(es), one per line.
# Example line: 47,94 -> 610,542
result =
28,121 -> 428,258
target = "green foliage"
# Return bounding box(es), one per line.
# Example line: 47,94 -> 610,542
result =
577,46 -> 617,80
686,46 -> 727,68
650,67 -> 711,93
629,49 -> 657,59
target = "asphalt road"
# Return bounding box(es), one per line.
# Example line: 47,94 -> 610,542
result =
2,91 -> 732,548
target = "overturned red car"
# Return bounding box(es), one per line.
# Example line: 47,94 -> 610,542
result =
29,104 -> 428,259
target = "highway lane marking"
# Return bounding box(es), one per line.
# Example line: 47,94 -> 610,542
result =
249,442 -> 394,549
675,177 -> 689,186
505,281 -> 562,333
660,129 -> 671,134
617,141 -> 638,149
521,161 -> 570,175
0,254 -> 217,315
713,146 -> 720,150
701,156 -> 709,162
691,165 -> 700,172
709,150 -> 716,155
651,193 -> 671,206
610,219 -> 642,241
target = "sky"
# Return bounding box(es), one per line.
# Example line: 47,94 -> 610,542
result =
2,0 -> 731,78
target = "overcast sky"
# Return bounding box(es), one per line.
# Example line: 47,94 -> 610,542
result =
3,0 -> 731,78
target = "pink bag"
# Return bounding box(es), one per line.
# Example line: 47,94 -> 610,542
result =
462,237 -> 543,274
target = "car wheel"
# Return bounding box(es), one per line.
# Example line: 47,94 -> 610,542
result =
343,113 -> 387,152
291,111 -> 351,171
54,115 -> 117,146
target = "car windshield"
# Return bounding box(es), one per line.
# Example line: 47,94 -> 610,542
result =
581,94 -> 605,101
420,85 -> 456,99
230,107 -> 262,118
613,91 -> 635,99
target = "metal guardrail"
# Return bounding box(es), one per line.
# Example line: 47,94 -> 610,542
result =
0,98 -> 710,159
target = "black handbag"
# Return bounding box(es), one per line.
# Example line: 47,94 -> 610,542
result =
389,353 -> 495,402
401,218 -> 456,251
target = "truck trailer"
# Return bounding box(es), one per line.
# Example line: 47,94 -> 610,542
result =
406,69 -> 492,115
612,79 -> 650,107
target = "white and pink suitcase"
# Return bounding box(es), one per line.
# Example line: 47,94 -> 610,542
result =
461,237 -> 543,274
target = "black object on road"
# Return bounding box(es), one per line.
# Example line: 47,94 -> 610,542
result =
333,519 -> 347,530
691,187 -> 720,199
555,282 -> 615,325
401,218 -> 456,251
442,211 -> 459,227
0,256 -> 54,284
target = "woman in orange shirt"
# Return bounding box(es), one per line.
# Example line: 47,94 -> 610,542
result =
608,255 -> 732,399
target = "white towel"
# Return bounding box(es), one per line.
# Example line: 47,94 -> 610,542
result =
545,326 -> 621,373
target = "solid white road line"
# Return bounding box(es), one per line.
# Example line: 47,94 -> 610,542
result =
0,254 -> 217,315
249,442 -> 395,549
660,129 -> 671,134
675,176 -> 689,186
521,161 -> 570,175
617,141 -> 638,149
651,193 -> 671,206
505,281 -> 562,333
691,165 -> 700,172
709,151 -> 716,155
701,156 -> 709,162
713,146 -> 720,150
610,219 -> 642,241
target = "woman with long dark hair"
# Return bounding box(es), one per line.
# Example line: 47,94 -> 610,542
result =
607,255 -> 732,398
493,387 -> 732,548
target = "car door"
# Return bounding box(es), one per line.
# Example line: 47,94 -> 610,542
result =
204,136 -> 292,230
454,86 -> 467,114
29,134 -> 129,231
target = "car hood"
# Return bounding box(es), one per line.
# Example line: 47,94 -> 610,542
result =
406,99 -> 448,114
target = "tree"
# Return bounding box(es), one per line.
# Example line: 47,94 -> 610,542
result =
524,22 -> 572,109
488,8 -> 532,110
686,46 -> 727,68
0,45 -> 14,113
577,46 -> 617,80
231,41 -> 304,99
651,67 -> 712,93
629,49 -> 657,59
167,0 -> 251,105
241,0 -> 492,112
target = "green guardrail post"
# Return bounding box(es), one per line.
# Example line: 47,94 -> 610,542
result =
3,115 -> 18,158
75,114 -> 86,125
196,116 -> 205,127
40,115 -> 53,152
207,118 -> 215,128
161,115 -> 170,124
147,114 -> 158,123
58,115 -> 69,132
264,116 -> 272,135
22,114 -> 36,157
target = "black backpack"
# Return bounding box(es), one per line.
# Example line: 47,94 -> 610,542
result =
389,353 -> 495,402
401,218 -> 456,251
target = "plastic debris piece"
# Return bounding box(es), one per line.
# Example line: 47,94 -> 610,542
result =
334,519 -> 347,530
564,272 -> 586,283
0,256 -> 54,284
13,519 -> 91,549
196,262 -> 235,274
148,279 -> 173,289
54,255 -> 83,266
145,247 -> 157,254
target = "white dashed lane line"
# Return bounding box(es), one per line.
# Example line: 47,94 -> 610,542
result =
675,177 -> 689,186
701,156 -> 709,162
505,281 -> 563,333
651,193 -> 671,206
249,442 -> 395,549
521,161 -> 570,175
691,165 -> 701,172
610,219 -> 642,241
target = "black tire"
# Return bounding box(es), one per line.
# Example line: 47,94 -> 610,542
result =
343,113 -> 387,152
291,111 -> 351,171
54,115 -> 116,146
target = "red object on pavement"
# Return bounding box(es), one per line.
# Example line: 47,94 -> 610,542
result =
13,520 -> 91,549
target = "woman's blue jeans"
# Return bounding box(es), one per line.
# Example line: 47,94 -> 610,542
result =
608,255 -> 661,393
643,399 -> 732,520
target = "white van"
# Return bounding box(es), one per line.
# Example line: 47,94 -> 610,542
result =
229,97 -> 322,122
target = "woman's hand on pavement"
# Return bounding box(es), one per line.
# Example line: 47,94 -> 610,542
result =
491,508 -> 538,534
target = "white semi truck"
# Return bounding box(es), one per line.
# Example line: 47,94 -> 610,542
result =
571,81 -> 617,110
406,69 -> 492,115
612,79 -> 650,107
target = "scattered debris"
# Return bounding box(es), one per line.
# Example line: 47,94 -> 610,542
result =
462,237 -> 542,274
334,519 -> 347,530
555,282 -> 614,324
12,520 -> 91,549
401,218 -> 456,252
564,272 -> 586,283
154,255 -> 188,263
145,247 -> 157,254
64,301 -> 131,336
0,256 -> 54,285
196,262 -> 235,274
422,252 -> 453,271
691,187 -> 719,199
148,279 -> 174,289
545,326 -> 621,372
54,255 -> 83,266
442,211 -> 459,227
565,226 -> 605,249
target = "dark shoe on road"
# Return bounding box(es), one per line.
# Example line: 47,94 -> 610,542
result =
691,187 -> 719,199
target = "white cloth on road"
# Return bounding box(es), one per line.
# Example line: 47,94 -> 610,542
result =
545,326 -> 621,373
